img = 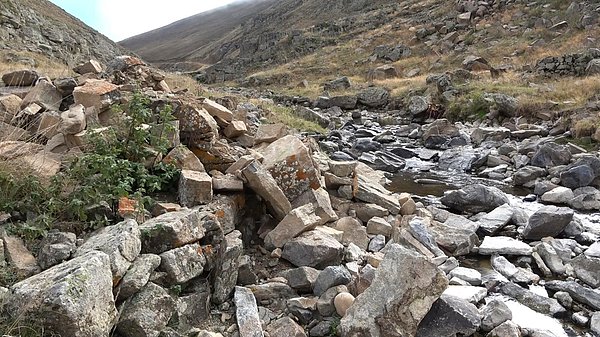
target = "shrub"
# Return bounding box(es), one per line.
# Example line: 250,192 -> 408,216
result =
446,91 -> 491,121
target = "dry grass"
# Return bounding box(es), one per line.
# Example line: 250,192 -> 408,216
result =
0,51 -> 72,80
249,99 -> 326,134
164,73 -> 205,95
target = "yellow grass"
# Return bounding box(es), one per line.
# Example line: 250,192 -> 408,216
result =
0,51 -> 72,80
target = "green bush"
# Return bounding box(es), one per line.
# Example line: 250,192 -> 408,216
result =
446,91 -> 491,121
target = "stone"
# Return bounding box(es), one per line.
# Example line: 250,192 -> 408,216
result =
224,120 -> 247,138
73,79 -> 120,112
5,251 -> 116,337
212,230 -> 243,304
292,187 -> 338,225
522,206 -> 574,240
443,286 -> 488,304
2,69 -> 39,86
368,235 -> 386,252
0,141 -> 61,179
478,236 -> 533,256
541,187 -> 574,204
560,164 -> 595,189
58,104 -> 86,135
54,77 -> 78,96
334,292 -> 355,317
463,55 -> 491,71
471,127 -> 511,145
449,267 -> 482,286
282,230 -> 344,268
116,254 -> 161,301
174,291 -> 211,331
163,145 -> 205,171
535,242 -> 567,275
329,161 -> 357,178
317,285 -> 348,316
406,217 -> 446,257
440,184 -> 509,213
313,266 -> 352,296
234,286 -> 266,337
267,317 -> 306,337
409,96 -> 429,116
591,312 -> 600,335
73,59 -> 103,74
37,110 -> 61,138
484,93 -> 518,116
572,254 -> 600,288
202,98 -> 233,122
530,143 -> 571,168
513,166 -> 547,186
116,282 -> 176,337
400,197 -> 417,215
0,94 -> 22,123
254,123 -> 287,144
586,242 -> 600,258
159,243 -> 206,284
139,208 -> 219,254
498,282 -> 565,316
330,95 -> 358,109
324,76 -> 351,91
37,231 -> 76,270
478,204 -> 514,235
74,219 -> 141,284
20,80 -> 62,111
281,266 -> 320,293
488,321 -> 521,337
570,186 -> 600,211
242,161 -> 292,220
178,170 -> 213,207
353,169 -> 400,214
546,280 -> 600,310
356,87 -> 390,108
265,204 -> 321,249
428,214 -> 479,256
339,244 -> 448,337
416,294 -> 481,337
333,217 -> 370,250
173,104 -> 219,146
248,282 -> 297,302
2,235 -> 39,277
366,217 -> 392,237
491,255 -> 539,284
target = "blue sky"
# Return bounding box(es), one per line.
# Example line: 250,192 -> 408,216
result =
49,0 -> 239,41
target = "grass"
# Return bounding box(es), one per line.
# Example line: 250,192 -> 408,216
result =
0,51 -> 73,80
250,99 -> 326,134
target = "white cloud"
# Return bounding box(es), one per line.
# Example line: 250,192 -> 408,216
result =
98,0 -> 240,41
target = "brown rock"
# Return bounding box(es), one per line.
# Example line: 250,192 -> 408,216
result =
174,104 -> 219,147
3,235 -> 39,277
242,161 -> 292,220
73,79 -> 120,112
2,69 -> 39,86
0,94 -> 22,123
267,317 -> 306,337
334,292 -> 355,317
59,104 -> 86,135
212,174 -> 244,192
163,145 -> 205,171
254,123 -> 287,144
37,111 -> 61,138
20,80 -> 62,111
73,60 -> 103,75
0,122 -> 29,141
0,141 -> 61,179
178,170 -> 213,207
224,120 -> 247,138
264,204 -> 321,249
202,98 -> 233,122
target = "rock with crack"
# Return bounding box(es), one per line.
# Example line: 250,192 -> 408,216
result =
282,230 -> 344,269
212,230 -> 244,304
264,203 -> 322,250
242,160 -> 292,220
522,206 -> 573,240
116,282 -> 176,337
416,294 -> 482,337
4,251 -> 117,337
235,286 -> 265,337
340,244 -> 448,337
440,184 -> 509,214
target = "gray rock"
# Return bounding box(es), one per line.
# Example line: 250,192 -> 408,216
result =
212,230 -> 243,304
522,206 -> 574,240
37,231 -> 76,270
541,187 -> 574,205
572,254 -> 600,288
333,217 -> 370,250
324,76 -> 351,91
416,294 -> 481,337
484,93 -> 518,116
554,291 -> 573,309
159,243 -> 207,284
560,164 -> 595,189
513,166 -> 547,186
282,230 -> 344,268
546,280 -> 600,310
498,282 -> 566,316
234,286 -> 265,337
281,266 -> 320,293
178,170 -> 213,207
247,282 -> 297,302
242,161 -> 292,220
429,215 -> 479,256
116,282 -> 176,337
174,291 -> 211,332
368,234 -> 386,252
407,217 -> 445,257
438,147 -> 479,172
267,317 -> 306,337
74,219 -> 141,283
409,96 -> 429,116
353,172 -> 400,214
570,186 -> 600,211
139,208 -> 220,254
20,80 -> 62,111
286,297 -> 317,324
477,204 -> 514,236
5,251 -> 117,337
530,143 -> 571,168
480,299 -> 512,331
440,184 -> 509,213
339,244 -> 448,337
478,236 -> 533,256
317,285 -> 348,317
535,242 -> 566,275
585,242 -> 600,258
591,312 -> 600,336
488,320 -> 521,337
443,285 -> 488,304
491,255 -> 539,284
117,254 -> 161,301
449,267 -> 482,286
313,266 -> 352,296
366,217 -> 392,237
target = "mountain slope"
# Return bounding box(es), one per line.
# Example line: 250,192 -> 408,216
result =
0,0 -> 127,66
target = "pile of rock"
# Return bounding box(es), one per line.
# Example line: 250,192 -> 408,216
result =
535,49 -> 600,77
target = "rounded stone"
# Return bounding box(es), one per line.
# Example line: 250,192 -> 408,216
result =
334,292 -> 355,317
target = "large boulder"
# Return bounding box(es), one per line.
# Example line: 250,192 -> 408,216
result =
416,294 -> 481,337
242,160 -> 292,220
440,184 -> 509,214
560,164 -> 595,189
340,244 -> 448,337
530,143 -> 571,168
353,164 -> 400,214
172,103 -> 219,147
356,87 -> 390,108
522,206 -> 574,240
282,230 -> 344,269
4,251 -> 117,337
116,282 -> 176,337
20,79 -> 62,111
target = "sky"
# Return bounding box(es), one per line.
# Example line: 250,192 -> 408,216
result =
48,0 -> 240,42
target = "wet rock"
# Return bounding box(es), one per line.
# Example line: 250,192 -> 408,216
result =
422,119 -> 460,149
267,317 -> 306,337
488,320 -> 521,337
265,204 -> 321,250
478,236 -> 533,256
491,255 -> 539,284
242,160 -> 292,220
416,294 -> 481,337
522,206 -> 574,240
513,166 -> 547,186
212,230 -> 243,304
480,299 -> 512,331
116,254 -> 161,301
37,231 -> 76,270
546,280 -> 600,310
530,143 -> 571,168
440,184 -> 509,213
281,266 -> 320,293
340,244 -> 448,337
159,243 -> 206,284
572,254 -> 600,288
282,230 -> 344,268
478,204 -> 514,236
313,266 -> 352,296
74,219 -> 141,284
498,282 -> 565,316
21,79 -> 62,111
2,69 -> 39,86
139,208 -> 219,254
5,251 -> 116,337
438,146 -> 480,172
116,282 -> 176,337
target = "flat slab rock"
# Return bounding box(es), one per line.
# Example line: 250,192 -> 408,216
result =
478,236 -> 533,256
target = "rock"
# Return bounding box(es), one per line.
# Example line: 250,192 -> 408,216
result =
478,204 -> 514,235
480,299 -> 512,331
356,87 -> 389,108
340,244 -> 448,337
212,230 -> 243,304
443,285 -> 488,304
333,217 -> 370,250
163,145 -> 205,172
265,204 -> 321,249
116,254 -> 161,301
323,76 -> 351,91
224,120 -> 247,138
491,255 -> 539,284
449,267 -> 482,286
546,280 -> 600,310
282,230 -> 344,268
441,184 -> 509,213
541,187 -> 574,204
0,94 -> 22,123
488,320 -> 521,337
73,79 -> 120,112
513,166 -> 547,186
254,123 -> 287,144
235,286 -> 265,337
3,235 -> 39,277
54,77 -> 78,96
37,231 -> 76,270
370,65 -> 398,80
591,312 -> 600,335
422,119 -> 460,149
478,236 -> 533,256
74,219 -> 141,284
5,251 -> 116,337
484,93 -> 518,116
522,206 -> 574,240
438,147 -> 480,172
366,217 -> 392,237
463,55 -> 492,71
2,69 -> 39,86
116,282 -> 176,337
292,187 -> 338,225
139,208 -> 219,254
58,104 -> 86,135
313,266 -> 352,296
530,143 -> 571,168
178,170 -> 213,207
353,168 -> 400,214
334,292 -> 355,317
586,242 -> 600,258
560,164 -> 595,189
36,110 -> 61,138
267,317 -> 306,337
20,79 -> 62,111
73,59 -> 103,74
281,266 -> 320,293
570,186 -> 600,211
535,242 -> 566,275
409,95 -> 429,116
159,243 -> 206,284
416,294 -> 481,337
202,98 -> 233,122
368,235 -> 386,252
173,103 -> 219,147
174,291 -> 211,331
498,282 -> 565,316
317,285 -> 348,316
572,254 -> 600,288
242,161 -> 292,220
586,59 -> 600,75
471,127 -> 511,145
330,95 -> 358,109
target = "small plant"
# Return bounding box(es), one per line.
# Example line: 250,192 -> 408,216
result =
447,91 -> 491,121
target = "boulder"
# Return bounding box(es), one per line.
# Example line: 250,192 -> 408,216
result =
254,123 -> 287,144
178,170 -> 213,207
366,217 -> 392,237
212,230 -> 244,304
335,292 -> 355,317
291,187 -> 338,225
173,104 -> 219,146
333,217 -> 370,250
571,254 -> 600,288
234,286 -> 265,337
340,244 -> 448,337
5,251 -> 117,337
570,186 -> 600,211
356,87 -> 390,108
428,214 -> 479,256
267,317 -> 306,337
422,119 -> 460,149
313,266 -> 352,296
173,291 -> 211,331
440,184 -> 509,214
478,204 -> 514,236
159,243 -> 207,284
281,266 -> 320,293
546,280 -> 600,310
37,110 -> 61,138
37,231 -> 76,270
513,166 -> 547,186
483,93 -> 518,116
471,127 -> 511,145
530,143 -> 571,168
449,267 -> 482,286
560,164 -> 595,188
2,235 -> 39,277
0,141 -> 61,179
59,104 -> 86,135
498,282 -> 565,316
2,69 -> 39,86
443,286 -> 488,304
224,120 -> 247,138
488,321 -> 521,337
463,55 -> 492,71
116,282 -> 176,337
416,295 -> 481,337
73,59 -> 103,74
353,168 -> 400,214
265,204 -> 321,249
202,98 -> 233,122
73,79 -> 120,112
491,255 -> 539,284
478,236 -> 533,256
20,80 -> 62,111
242,160 -> 292,220
329,95 -> 358,109
116,254 -> 161,301
0,94 -> 22,123
522,206 -> 573,240
163,145 -> 205,171
323,77 -> 351,91
541,187 -> 574,205
480,299 -> 512,331
282,230 -> 344,268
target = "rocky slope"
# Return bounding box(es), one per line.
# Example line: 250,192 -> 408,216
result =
0,0 -> 127,66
